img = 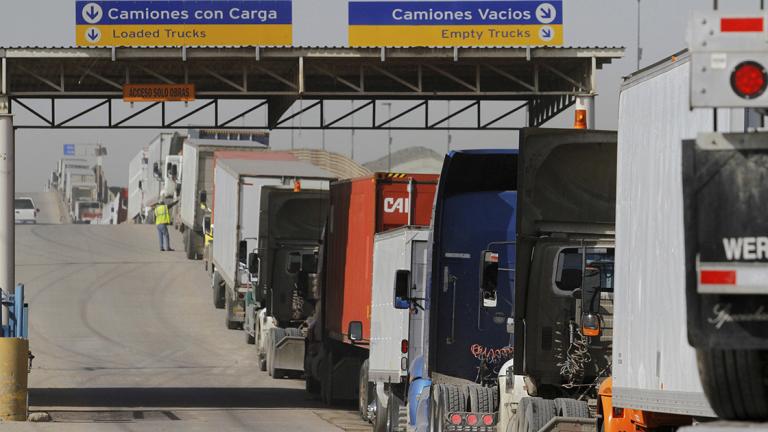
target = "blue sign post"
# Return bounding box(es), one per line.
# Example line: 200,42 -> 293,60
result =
63,144 -> 76,156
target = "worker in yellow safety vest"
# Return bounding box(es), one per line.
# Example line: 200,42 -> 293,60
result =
154,197 -> 173,251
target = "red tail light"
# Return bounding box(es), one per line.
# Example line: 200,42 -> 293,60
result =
731,61 -> 768,99
466,414 -> 478,426
482,414 -> 494,426
449,414 -> 463,425
401,339 -> 408,354
238,293 -> 245,299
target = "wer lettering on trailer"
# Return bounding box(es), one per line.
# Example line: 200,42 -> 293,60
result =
383,197 -> 410,213
722,237 -> 768,260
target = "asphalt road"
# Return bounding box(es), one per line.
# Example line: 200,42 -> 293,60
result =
8,197 -> 369,431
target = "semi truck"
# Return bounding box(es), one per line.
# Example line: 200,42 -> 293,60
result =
127,132 -> 184,223
210,157 -> 335,331
304,173 -> 438,405
178,131 -> 269,260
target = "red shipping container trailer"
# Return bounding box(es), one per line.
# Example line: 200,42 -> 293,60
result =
324,173 -> 438,344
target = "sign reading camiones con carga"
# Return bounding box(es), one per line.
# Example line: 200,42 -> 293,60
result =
348,1 -> 562,47
75,1 -> 292,47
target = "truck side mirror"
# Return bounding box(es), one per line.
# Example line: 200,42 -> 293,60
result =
580,265 -> 602,337
287,252 -> 301,274
480,250 -> 499,308
203,216 -> 211,236
348,321 -> 363,342
238,240 -> 248,265
138,180 -> 143,191
153,162 -> 161,179
248,252 -> 259,275
393,269 -> 411,309
199,190 -> 207,205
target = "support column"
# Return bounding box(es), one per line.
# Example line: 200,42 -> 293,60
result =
0,112 -> 13,328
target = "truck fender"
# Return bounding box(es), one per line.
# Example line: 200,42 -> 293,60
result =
256,309 -> 276,354
408,378 -> 431,429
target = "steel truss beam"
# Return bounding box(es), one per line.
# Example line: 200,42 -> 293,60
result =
10,97 -> 561,130
2,46 -> 623,129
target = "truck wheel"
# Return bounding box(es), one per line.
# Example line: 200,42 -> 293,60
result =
224,290 -> 240,330
386,392 -> 407,432
269,327 -> 287,378
358,359 -> 371,421
431,384 -> 466,432
516,397 -> 555,432
245,323 -> 256,345
212,277 -> 224,309
373,391 -> 387,432
697,348 -> 768,419
185,230 -> 196,260
468,385 -> 494,413
553,398 -> 589,418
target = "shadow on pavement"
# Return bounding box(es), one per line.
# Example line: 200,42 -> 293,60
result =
30,387 -> 332,409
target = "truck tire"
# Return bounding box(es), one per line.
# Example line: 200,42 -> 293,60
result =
185,230 -> 195,260
245,323 -> 256,345
697,348 -> 768,419
224,290 -> 240,330
431,384 -> 466,432
359,359 -> 371,421
516,397 -> 556,432
553,398 -> 589,418
374,391 -> 387,432
212,273 -> 224,309
387,392 -> 407,432
268,327 -> 287,378
468,385 -> 494,413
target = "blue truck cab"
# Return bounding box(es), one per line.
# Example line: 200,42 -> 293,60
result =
405,149 -> 519,431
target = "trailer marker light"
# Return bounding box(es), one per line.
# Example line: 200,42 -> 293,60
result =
581,312 -> 601,337
401,339 -> 409,354
482,414 -> 494,426
700,270 -> 736,285
449,413 -> 463,425
731,61 -> 768,99
466,414 -> 478,426
720,17 -> 764,32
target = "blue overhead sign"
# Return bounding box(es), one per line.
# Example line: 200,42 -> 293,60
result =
349,0 -> 563,47
63,144 -> 76,156
75,1 -> 293,46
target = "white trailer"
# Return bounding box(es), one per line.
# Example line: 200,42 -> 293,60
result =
210,158 -> 334,331
604,52 -> 745,430
364,226 -> 429,430
178,135 -> 268,261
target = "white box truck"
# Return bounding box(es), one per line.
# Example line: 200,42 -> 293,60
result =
178,132 -> 268,261
362,226 -> 429,430
210,158 -> 335,333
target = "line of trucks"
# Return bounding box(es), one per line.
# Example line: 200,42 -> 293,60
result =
47,156 -> 117,224
158,13 -> 768,431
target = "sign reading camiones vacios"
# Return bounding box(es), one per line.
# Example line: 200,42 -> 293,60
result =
349,1 -> 563,47
75,1 -> 292,46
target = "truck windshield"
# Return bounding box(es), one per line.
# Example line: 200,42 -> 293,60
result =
14,199 -> 34,209
554,247 -> 614,292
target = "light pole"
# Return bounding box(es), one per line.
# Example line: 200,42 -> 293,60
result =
350,100 -> 355,160
383,102 -> 393,172
447,101 -> 453,153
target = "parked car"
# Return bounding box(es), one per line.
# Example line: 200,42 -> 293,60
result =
14,197 -> 38,224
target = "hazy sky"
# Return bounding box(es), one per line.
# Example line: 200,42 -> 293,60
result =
0,0 -> 760,190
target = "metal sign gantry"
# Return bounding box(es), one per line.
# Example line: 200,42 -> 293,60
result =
0,46 -> 622,130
